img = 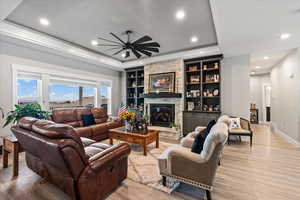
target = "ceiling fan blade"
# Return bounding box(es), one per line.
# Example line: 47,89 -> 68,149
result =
113,49 -> 124,55
131,49 -> 142,59
136,47 -> 159,53
110,32 -> 126,45
133,35 -> 152,44
125,51 -> 130,58
137,49 -> 152,57
97,44 -> 122,47
97,36 -> 123,45
134,42 -> 160,47
103,47 -> 121,51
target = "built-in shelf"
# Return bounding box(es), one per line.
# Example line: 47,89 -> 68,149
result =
126,66 -> 144,112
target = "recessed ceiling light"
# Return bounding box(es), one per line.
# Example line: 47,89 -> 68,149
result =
121,52 -> 126,58
199,51 -> 204,54
91,40 -> 98,46
190,36 -> 198,43
251,72 -> 256,75
176,10 -> 185,20
39,18 -> 50,26
255,66 -> 261,69
280,33 -> 291,40
264,56 -> 269,60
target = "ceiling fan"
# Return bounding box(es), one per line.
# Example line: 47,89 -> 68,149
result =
96,30 -> 160,59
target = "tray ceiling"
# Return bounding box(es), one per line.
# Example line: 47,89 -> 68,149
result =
6,0 -> 217,61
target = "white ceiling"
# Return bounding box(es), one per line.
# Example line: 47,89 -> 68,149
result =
6,0 -> 217,61
210,0 -> 300,57
250,49 -> 293,74
1,0 -> 300,71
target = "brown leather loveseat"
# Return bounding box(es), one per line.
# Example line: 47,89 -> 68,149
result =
11,117 -> 131,200
49,107 -> 122,141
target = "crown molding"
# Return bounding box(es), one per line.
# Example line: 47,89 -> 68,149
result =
0,20 -> 221,71
0,21 -> 123,69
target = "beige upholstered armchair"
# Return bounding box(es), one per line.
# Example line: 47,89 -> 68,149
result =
158,122 -> 228,200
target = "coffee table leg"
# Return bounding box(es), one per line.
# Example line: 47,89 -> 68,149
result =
3,149 -> 8,168
143,144 -> 147,156
13,145 -> 19,177
156,136 -> 159,148
109,137 -> 113,145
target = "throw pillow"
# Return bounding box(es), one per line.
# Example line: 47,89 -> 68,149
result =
191,129 -> 209,154
207,120 -> 216,133
229,117 -> 241,129
81,114 -> 96,126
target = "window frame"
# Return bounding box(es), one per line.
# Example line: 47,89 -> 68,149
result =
12,64 -> 113,115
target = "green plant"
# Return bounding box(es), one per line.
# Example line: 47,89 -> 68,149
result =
170,122 -> 177,128
3,103 -> 49,127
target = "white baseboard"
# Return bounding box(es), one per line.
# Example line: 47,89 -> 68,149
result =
271,123 -> 300,147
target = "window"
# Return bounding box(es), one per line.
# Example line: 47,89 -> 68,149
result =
13,65 -> 113,115
100,85 -> 112,114
17,77 -> 41,106
49,83 -> 96,110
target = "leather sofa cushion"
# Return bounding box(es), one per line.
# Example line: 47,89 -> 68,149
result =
32,120 -> 80,143
95,118 -> 108,124
91,123 -> 108,136
91,108 -> 107,119
75,127 -> 93,138
65,121 -> 81,128
19,117 -> 39,131
80,137 -> 96,147
52,109 -> 77,123
105,121 -> 122,129
76,109 -> 92,121
84,142 -> 111,157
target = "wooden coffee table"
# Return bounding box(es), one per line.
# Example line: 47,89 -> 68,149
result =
109,127 -> 159,156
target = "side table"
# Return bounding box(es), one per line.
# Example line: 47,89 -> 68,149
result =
2,135 -> 23,177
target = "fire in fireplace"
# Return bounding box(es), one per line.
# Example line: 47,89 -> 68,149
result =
150,104 -> 175,127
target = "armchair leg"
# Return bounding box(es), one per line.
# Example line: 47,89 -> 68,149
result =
250,135 -> 253,147
162,176 -> 166,186
206,190 -> 212,200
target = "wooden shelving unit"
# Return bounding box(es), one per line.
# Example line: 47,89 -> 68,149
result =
183,54 -> 223,135
184,55 -> 222,113
125,66 -> 144,112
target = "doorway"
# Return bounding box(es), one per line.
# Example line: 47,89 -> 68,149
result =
262,84 -> 271,123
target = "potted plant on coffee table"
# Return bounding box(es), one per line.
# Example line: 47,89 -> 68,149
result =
120,110 -> 136,131
3,103 -> 49,127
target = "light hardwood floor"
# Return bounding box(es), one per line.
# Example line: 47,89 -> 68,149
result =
0,124 -> 300,200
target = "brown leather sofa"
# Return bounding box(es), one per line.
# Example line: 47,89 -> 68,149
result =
48,107 -> 122,141
11,117 -> 131,200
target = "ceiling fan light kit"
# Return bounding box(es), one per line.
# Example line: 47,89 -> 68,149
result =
96,30 -> 160,59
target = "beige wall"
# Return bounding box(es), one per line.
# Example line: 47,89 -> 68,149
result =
221,55 -> 251,119
270,49 -> 300,144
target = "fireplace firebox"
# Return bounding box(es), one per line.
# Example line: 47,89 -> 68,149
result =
150,104 -> 175,127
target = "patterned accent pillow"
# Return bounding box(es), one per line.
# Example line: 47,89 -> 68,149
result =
229,118 -> 241,129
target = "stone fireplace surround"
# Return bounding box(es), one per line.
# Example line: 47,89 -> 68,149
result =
143,59 -> 184,140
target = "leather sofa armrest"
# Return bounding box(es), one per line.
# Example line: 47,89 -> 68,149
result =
88,143 -> 130,173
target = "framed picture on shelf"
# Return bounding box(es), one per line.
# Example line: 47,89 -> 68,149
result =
149,72 -> 175,93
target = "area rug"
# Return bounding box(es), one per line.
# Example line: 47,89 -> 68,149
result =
109,140 -> 206,199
